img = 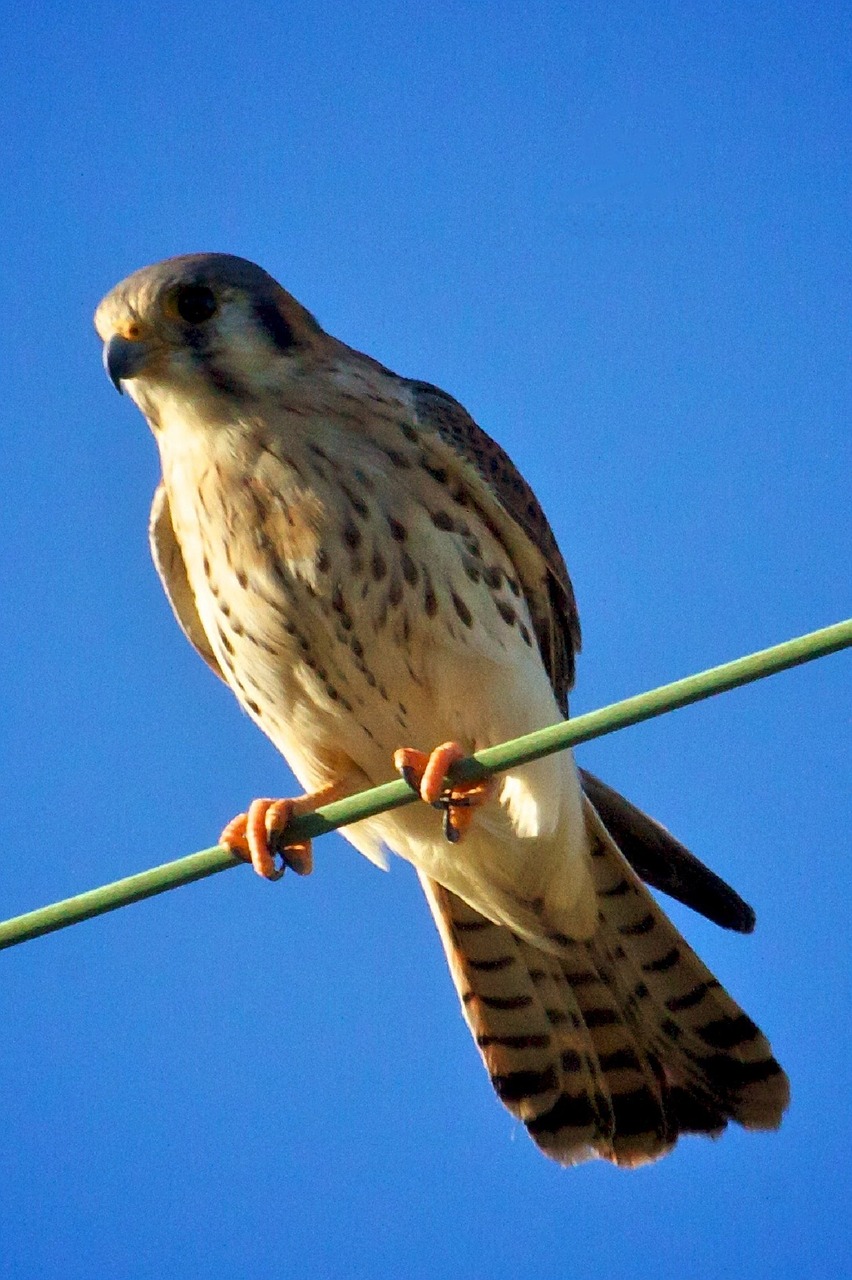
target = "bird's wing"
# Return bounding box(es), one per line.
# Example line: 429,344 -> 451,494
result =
407,382 -> 753,933
578,771 -> 756,933
408,380 -> 581,711
149,480 -> 227,683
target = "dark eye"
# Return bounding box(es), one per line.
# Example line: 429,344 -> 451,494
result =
175,284 -> 217,325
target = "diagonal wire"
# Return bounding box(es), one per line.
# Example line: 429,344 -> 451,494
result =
1,618 -> 849,952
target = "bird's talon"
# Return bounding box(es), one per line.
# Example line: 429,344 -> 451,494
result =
443,808 -> 462,843
400,764 -> 422,794
272,837 -> 314,877
266,855 -> 287,882
445,792 -> 477,809
394,742 -> 496,844
220,796 -> 314,880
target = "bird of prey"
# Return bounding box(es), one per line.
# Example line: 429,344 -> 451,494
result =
95,254 -> 788,1167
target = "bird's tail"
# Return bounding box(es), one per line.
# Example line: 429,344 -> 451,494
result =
418,796 -> 789,1167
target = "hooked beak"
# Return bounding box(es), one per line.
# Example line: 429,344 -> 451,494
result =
102,333 -> 152,393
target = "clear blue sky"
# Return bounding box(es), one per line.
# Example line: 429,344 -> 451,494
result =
1,3 -> 850,1277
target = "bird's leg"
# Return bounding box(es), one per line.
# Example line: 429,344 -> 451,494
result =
220,778 -> 351,880
393,742 -> 496,844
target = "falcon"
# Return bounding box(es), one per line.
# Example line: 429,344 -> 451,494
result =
95,253 -> 788,1166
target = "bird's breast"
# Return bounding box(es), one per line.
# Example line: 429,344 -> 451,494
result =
155,410 -> 552,788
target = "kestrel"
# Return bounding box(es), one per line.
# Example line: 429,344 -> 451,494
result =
95,254 -> 788,1167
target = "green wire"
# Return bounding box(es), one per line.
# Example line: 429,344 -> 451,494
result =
1,618 -> 849,952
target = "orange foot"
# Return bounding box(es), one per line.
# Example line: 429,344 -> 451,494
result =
221,780 -> 349,880
393,742 -> 496,844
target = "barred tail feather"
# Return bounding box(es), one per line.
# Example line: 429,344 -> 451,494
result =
419,796 -> 788,1167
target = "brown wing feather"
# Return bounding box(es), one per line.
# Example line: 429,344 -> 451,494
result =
408,379 -> 580,710
149,481 -> 226,683
579,770 -> 757,934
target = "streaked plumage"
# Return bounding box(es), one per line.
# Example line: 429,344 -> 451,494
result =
95,253 -> 788,1165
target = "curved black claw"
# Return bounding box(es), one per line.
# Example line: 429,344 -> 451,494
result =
399,764 -> 422,794
430,789 -> 478,844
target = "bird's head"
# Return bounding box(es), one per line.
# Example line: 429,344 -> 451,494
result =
95,253 -> 325,420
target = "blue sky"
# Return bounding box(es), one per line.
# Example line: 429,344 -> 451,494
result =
1,3 -> 850,1277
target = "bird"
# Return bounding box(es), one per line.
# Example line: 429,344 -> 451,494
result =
95,253 -> 789,1167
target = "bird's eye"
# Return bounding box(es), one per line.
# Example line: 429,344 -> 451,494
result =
174,284 -> 218,325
